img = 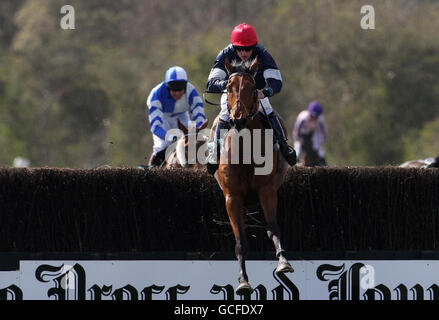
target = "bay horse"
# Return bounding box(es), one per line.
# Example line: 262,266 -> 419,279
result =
211,57 -> 293,295
298,132 -> 326,167
165,119 -> 209,170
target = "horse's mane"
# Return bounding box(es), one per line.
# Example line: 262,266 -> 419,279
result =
229,59 -> 256,75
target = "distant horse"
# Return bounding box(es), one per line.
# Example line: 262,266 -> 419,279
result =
165,119 -> 209,170
298,132 -> 326,167
211,57 -> 293,295
399,156 -> 439,168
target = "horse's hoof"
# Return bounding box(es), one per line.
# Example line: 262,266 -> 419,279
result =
235,282 -> 253,296
276,262 -> 294,274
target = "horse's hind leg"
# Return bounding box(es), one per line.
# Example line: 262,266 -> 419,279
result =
225,194 -> 253,295
258,187 -> 294,274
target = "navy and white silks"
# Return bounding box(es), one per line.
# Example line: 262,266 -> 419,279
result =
147,82 -> 206,155
206,44 -> 283,122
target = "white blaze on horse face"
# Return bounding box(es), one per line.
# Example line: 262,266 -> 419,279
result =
253,129 -> 274,176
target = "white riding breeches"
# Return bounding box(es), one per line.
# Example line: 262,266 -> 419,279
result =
151,113 -> 190,155
152,135 -> 170,155
219,94 -> 274,122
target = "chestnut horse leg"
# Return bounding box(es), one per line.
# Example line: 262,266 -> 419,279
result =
225,193 -> 253,295
258,186 -> 294,274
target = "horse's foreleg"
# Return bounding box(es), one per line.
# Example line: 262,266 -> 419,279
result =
258,187 -> 294,274
225,194 -> 252,294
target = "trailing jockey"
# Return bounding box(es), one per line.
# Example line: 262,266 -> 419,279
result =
146,66 -> 206,167
293,101 -> 327,162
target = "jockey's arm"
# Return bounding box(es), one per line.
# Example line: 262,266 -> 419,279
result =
259,50 -> 282,98
187,83 -> 206,128
258,76 -> 282,99
206,51 -> 228,93
147,93 -> 167,140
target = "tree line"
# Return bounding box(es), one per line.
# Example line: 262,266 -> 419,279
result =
0,0 -> 438,167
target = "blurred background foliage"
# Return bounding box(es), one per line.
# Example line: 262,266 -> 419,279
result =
0,0 -> 438,167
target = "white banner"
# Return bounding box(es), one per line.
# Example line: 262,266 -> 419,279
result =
0,260 -> 437,300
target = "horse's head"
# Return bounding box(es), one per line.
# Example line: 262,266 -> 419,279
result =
174,119 -> 209,168
224,57 -> 259,131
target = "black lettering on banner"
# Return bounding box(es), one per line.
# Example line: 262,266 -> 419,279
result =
271,269 -> 300,300
318,263 -> 439,300
317,263 -> 345,300
210,284 -> 235,300
112,284 -> 139,300
253,284 -> 267,300
141,285 -> 165,300
316,263 -> 365,300
316,263 -> 346,281
394,284 -> 408,300
35,263 -> 86,300
237,284 -> 268,301
165,284 -> 190,300
329,272 -> 346,300
411,284 -> 424,300
0,285 -> 23,300
88,285 -> 113,300
427,284 -> 439,300
348,263 -> 364,300
363,284 -> 391,300
364,283 -> 437,300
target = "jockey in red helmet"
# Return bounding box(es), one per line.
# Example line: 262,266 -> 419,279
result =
231,23 -> 258,47
206,23 -> 296,174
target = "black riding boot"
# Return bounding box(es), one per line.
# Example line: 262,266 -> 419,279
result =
148,149 -> 166,167
268,113 -> 297,166
206,119 -> 228,175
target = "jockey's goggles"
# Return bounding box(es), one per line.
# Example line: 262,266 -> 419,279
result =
166,80 -> 187,91
234,45 -> 255,52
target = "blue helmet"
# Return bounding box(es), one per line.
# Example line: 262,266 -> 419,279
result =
165,66 -> 188,91
308,101 -> 323,117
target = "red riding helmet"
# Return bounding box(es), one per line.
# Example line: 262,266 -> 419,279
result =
231,23 -> 258,47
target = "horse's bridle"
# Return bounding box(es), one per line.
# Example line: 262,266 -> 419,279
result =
227,72 -> 258,122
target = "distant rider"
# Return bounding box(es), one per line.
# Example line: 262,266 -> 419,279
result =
293,101 -> 327,162
146,66 -> 206,166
